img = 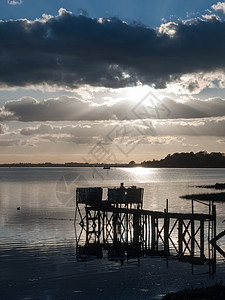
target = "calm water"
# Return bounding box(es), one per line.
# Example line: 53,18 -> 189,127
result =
1,167 -> 225,299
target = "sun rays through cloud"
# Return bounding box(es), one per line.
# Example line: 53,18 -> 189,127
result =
0,2 -> 225,163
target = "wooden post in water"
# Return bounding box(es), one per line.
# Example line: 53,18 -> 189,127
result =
98,210 -> 101,244
133,212 -> 140,245
145,215 -> 148,251
191,219 -> 195,259
86,206 -> 89,244
126,205 -> 129,245
102,211 -> 105,244
164,213 -> 170,255
191,199 -> 195,259
113,210 -> 118,244
148,215 -> 151,249
212,204 -> 217,265
178,218 -> 183,256
164,199 -> 169,255
151,216 -> 156,253
156,218 -> 159,252
200,219 -> 204,261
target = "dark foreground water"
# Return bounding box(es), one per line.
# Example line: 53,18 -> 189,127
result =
1,167 -> 225,299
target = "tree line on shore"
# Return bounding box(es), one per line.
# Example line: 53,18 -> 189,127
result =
1,151 -> 225,168
139,151 -> 225,168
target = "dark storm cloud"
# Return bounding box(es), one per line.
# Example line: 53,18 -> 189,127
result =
1,95 -> 225,122
1,10 -> 225,88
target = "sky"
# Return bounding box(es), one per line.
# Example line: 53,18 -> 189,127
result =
1,1 -> 225,164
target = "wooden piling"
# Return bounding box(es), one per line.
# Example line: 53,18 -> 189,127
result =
200,219 -> 204,260
133,212 -> 140,245
212,205 -> 216,263
113,211 -> 118,244
164,215 -> 170,255
98,210 -> 101,243
151,216 -> 156,253
86,206 -> 89,244
191,219 -> 195,259
178,218 -> 183,256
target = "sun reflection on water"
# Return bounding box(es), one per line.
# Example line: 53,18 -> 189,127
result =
124,167 -> 156,181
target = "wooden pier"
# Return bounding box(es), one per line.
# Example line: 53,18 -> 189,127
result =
74,184 -> 216,270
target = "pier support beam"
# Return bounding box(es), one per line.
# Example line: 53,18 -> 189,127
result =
164,215 -> 170,255
191,219 -> 195,259
200,219 -> 204,260
151,216 -> 156,253
178,219 -> 183,256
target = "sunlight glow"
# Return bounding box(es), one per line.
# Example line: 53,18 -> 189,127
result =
125,85 -> 157,103
126,167 -> 154,177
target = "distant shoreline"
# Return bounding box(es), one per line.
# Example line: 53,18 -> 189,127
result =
1,151 -> 225,168
181,192 -> 225,202
1,163 -> 225,168
0,163 -> 130,168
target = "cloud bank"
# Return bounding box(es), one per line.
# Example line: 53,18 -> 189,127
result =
1,95 -> 225,122
19,117 -> 225,140
1,9 -> 225,89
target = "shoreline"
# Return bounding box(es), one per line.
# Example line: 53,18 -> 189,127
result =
1,164 -> 225,168
162,284 -> 225,299
181,192 -> 225,202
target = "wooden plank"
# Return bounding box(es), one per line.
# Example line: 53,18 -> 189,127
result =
86,205 -> 212,221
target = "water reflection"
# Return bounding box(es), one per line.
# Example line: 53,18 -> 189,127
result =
0,240 -> 223,300
125,167 -> 155,181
